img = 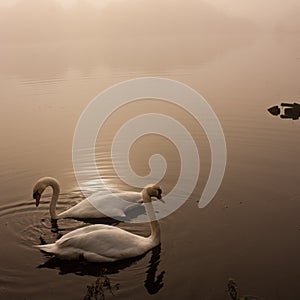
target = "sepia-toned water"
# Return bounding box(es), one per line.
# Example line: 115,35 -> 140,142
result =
0,30 -> 300,300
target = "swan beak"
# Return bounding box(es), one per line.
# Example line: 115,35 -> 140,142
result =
33,191 -> 41,207
157,189 -> 164,202
159,198 -> 165,203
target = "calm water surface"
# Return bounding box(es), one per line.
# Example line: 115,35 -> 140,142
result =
0,33 -> 300,299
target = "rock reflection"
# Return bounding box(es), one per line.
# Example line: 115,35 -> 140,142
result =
227,278 -> 262,300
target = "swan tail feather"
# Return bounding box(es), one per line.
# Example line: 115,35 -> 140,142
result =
34,243 -> 57,254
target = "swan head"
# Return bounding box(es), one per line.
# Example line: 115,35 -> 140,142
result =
33,189 -> 42,206
143,185 -> 163,202
32,177 -> 59,207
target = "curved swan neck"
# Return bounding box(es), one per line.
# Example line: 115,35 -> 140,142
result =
43,177 -> 60,219
142,190 -> 161,245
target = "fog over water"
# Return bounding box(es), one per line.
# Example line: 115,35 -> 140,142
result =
0,0 -> 300,38
0,0 -> 299,43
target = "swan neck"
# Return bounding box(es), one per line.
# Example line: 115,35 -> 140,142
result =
142,191 -> 160,245
149,218 -> 160,245
48,179 -> 60,219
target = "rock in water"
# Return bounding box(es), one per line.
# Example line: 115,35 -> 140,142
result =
268,105 -> 280,116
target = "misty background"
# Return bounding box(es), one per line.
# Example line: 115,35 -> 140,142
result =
0,0 -> 299,43
1,0 -> 298,82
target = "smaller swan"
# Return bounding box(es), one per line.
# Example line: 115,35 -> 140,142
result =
33,177 -> 143,220
35,185 -> 163,262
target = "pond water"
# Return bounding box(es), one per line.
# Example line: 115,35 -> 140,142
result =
0,32 -> 300,300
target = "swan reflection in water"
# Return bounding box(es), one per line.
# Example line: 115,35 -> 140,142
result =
144,245 -> 165,294
38,245 -> 165,297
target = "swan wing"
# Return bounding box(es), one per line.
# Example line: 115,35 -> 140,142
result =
57,227 -> 151,261
37,224 -> 153,262
58,224 -> 115,241
57,191 -> 142,219
57,199 -> 107,219
116,191 -> 143,203
36,224 -> 121,261
86,191 -> 142,217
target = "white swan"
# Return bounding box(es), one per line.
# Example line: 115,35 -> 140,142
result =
35,185 -> 163,262
33,177 -> 144,220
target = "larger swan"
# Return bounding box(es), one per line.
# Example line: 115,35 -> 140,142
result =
33,177 -> 144,220
35,185 -> 163,262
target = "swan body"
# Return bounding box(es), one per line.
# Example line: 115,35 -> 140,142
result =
33,177 -> 143,220
35,185 -> 163,262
